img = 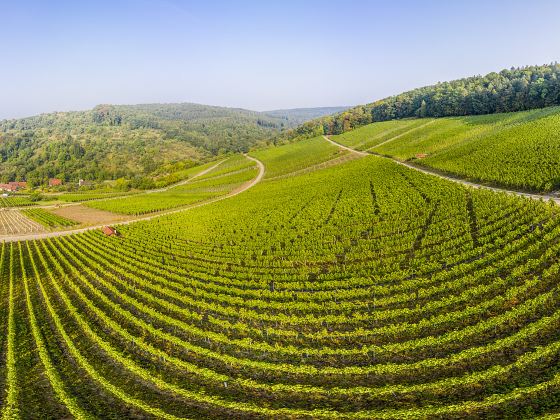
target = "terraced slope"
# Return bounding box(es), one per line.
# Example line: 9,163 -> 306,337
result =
1,154 -> 560,418
332,106 -> 560,192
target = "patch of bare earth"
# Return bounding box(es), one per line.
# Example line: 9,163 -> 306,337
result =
51,205 -> 134,225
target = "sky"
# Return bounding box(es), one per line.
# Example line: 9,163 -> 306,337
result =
1,0 -> 559,120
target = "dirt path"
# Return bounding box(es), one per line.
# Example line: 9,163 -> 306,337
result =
0,155 -> 264,243
323,135 -> 560,204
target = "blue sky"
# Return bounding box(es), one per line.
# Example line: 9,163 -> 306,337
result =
1,0 -> 559,119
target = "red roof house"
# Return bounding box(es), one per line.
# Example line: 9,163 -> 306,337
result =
8,181 -> 27,190
49,178 -> 63,187
0,183 -> 17,192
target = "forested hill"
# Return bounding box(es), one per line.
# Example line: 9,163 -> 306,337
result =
286,63 -> 560,138
0,103 -> 343,184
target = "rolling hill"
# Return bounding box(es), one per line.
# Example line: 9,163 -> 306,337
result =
0,103 -> 345,186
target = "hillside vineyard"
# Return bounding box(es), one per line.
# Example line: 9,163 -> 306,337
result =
332,106 -> 560,192
1,153 -> 560,418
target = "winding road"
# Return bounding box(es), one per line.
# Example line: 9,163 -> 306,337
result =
1,154 -> 265,243
323,135 -> 560,205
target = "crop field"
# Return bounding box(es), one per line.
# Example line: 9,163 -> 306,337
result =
252,135 -> 350,179
0,210 -> 44,235
85,155 -> 258,215
21,209 -> 79,228
0,197 -> 35,208
57,192 -> 138,203
1,153 -> 560,418
333,106 -> 560,192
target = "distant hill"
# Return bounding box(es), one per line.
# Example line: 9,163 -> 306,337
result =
263,106 -> 350,125
0,103 -> 345,184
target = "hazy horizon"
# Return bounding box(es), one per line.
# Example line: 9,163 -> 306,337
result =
1,0 -> 559,120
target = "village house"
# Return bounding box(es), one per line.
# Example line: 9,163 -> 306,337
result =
0,183 -> 17,192
0,181 -> 27,192
49,178 -> 63,187
9,181 -> 27,190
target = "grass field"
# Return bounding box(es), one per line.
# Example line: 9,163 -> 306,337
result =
1,148 -> 560,417
333,106 -> 560,192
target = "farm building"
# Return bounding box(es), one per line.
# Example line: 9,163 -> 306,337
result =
101,225 -> 118,236
49,178 -> 63,186
415,153 -> 428,159
0,183 -> 17,192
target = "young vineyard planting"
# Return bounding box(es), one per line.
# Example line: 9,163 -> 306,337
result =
1,154 -> 560,418
0,210 -> 45,235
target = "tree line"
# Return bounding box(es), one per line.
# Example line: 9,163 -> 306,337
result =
282,63 -> 560,139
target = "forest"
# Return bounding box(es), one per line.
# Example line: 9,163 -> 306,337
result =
0,103 -> 344,185
284,63 -> 560,139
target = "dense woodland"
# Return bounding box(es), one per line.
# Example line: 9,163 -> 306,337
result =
0,103 -> 344,186
285,63 -> 560,138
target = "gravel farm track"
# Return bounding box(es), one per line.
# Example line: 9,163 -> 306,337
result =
0,155 -> 264,242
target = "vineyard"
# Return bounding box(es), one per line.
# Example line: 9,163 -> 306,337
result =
252,136 -> 350,179
57,192 -> 138,203
85,155 -> 257,215
0,210 -> 44,235
1,150 -> 560,418
332,106 -> 560,192
21,209 -> 78,228
0,197 -> 35,208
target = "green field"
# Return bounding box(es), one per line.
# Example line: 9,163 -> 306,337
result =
333,106 -> 560,192
0,197 -> 35,208
20,209 -> 79,228
57,191 -> 138,203
1,144 -> 560,417
85,156 -> 258,215
252,135 -> 349,179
